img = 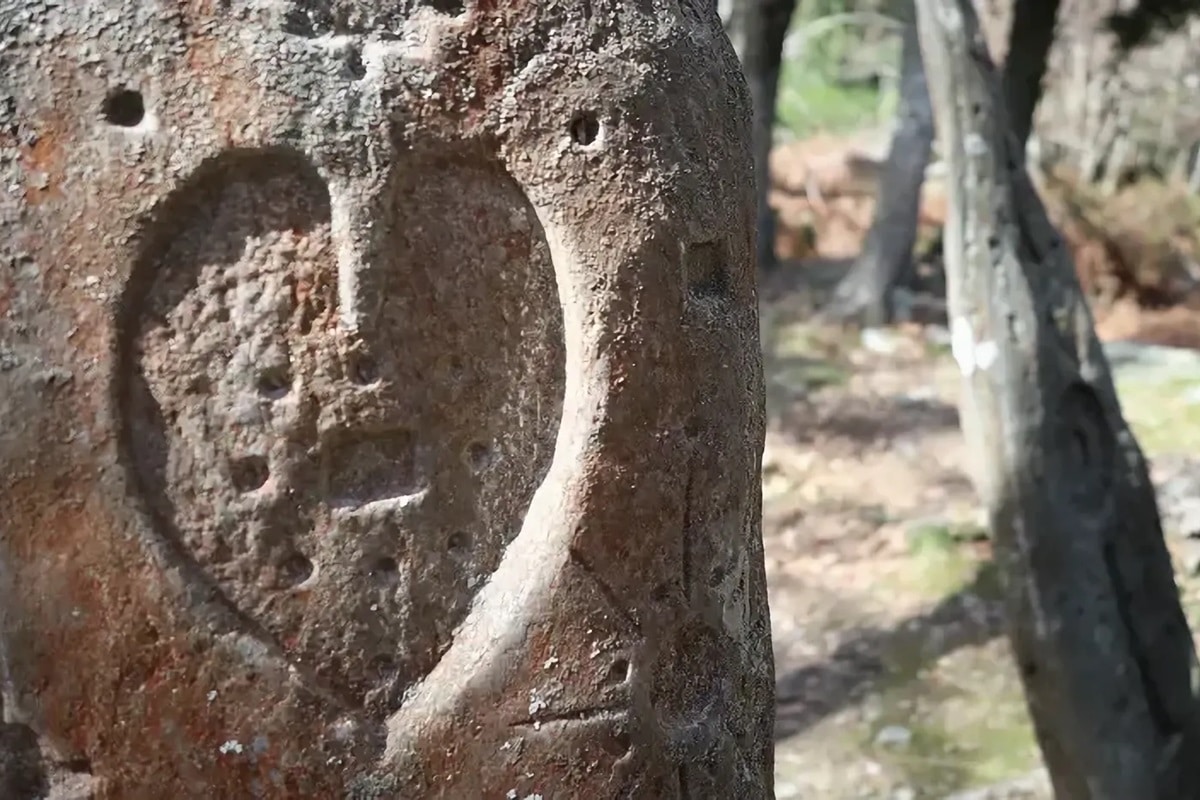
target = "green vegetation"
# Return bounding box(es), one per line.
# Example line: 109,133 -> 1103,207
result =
1115,371 -> 1200,455
774,7 -> 900,138
866,659 -> 1039,796
865,560 -> 1038,796
776,64 -> 890,138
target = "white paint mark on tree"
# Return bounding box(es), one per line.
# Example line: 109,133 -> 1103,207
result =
951,316 -> 976,376
951,317 -> 999,375
975,340 -> 999,371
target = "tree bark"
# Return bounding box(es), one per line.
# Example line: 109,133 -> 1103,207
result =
1001,0 -> 1061,151
914,0 -> 1200,797
822,9 -> 934,326
733,0 -> 797,273
824,0 -> 1059,325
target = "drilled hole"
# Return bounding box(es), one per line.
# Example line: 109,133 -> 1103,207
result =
229,456 -> 269,492
257,365 -> 290,398
62,756 -> 92,775
214,537 -> 235,565
185,374 -> 211,395
447,531 -> 472,556
427,0 -> 466,13
278,553 -> 314,587
102,87 -> 145,127
368,653 -> 396,678
569,112 -> 600,146
466,441 -> 493,472
344,46 -> 366,79
372,556 -> 399,583
605,657 -> 631,686
349,352 -> 379,385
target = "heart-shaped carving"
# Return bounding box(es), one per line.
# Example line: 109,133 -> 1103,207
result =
115,147 -> 564,716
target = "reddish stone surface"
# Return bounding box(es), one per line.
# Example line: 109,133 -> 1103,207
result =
0,1 -> 773,797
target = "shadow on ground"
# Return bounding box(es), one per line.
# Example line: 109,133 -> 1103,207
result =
774,560 -> 1004,741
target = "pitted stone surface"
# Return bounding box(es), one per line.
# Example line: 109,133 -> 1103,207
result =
117,146 -> 562,713
0,1 -> 772,797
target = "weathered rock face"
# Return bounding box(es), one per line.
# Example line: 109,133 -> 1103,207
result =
0,1 -> 773,797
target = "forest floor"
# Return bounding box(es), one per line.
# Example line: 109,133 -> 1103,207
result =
762,137 -> 1200,799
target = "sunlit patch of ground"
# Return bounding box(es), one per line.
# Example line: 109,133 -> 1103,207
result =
761,271 -> 1200,798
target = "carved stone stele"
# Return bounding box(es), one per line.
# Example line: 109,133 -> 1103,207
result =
0,1 -> 773,797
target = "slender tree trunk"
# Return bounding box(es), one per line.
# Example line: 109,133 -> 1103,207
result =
1002,0 -> 1061,152
822,9 -> 933,325
914,0 -> 1200,796
734,0 -> 797,273
824,0 -> 1059,325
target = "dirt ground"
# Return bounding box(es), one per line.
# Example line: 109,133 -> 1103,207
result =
762,138 -> 1200,799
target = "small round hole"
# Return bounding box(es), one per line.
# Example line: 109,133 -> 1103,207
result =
344,46 -> 366,79
229,456 -> 269,492
605,657 -> 631,686
569,112 -> 600,146
368,653 -> 396,678
349,352 -> 379,385
185,374 -> 211,395
278,553 -> 314,587
609,728 -> 632,756
257,366 -> 290,398
466,442 -> 492,473
372,556 -> 399,582
447,531 -> 472,556
102,87 -> 145,128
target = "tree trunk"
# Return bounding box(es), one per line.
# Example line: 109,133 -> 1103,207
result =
914,0 -> 1200,797
824,0 -> 1059,325
734,0 -> 797,273
1002,0 -> 1061,152
822,8 -> 934,326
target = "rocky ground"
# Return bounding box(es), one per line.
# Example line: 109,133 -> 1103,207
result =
760,261 -> 1200,799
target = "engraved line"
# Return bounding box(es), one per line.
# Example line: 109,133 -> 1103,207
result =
681,457 -> 696,601
678,764 -> 692,799
567,546 -> 641,633
508,705 -> 626,730
328,185 -> 364,333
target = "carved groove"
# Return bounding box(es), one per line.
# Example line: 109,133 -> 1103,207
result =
568,547 -> 642,633
114,146 -> 565,713
324,428 -> 421,507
